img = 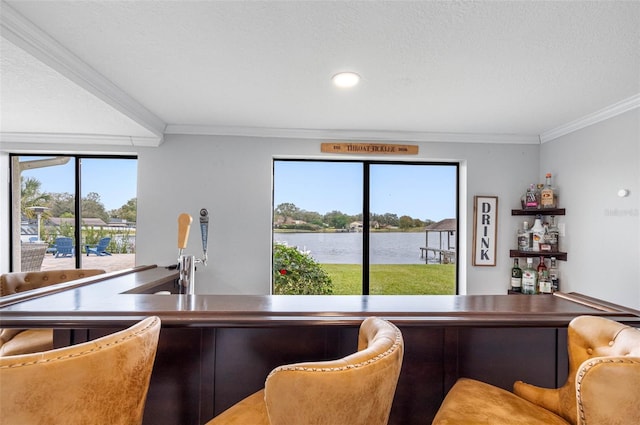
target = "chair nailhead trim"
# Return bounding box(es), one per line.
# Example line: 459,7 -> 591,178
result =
267,324 -> 402,377
576,357 -> 640,424
0,317 -> 159,369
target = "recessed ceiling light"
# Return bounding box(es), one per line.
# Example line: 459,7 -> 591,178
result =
332,72 -> 360,88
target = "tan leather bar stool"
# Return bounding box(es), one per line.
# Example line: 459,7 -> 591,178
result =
0,316 -> 161,425
206,316 -> 404,425
0,269 -> 105,356
432,315 -> 640,425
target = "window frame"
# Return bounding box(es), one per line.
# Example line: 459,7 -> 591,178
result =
9,153 -> 137,271
272,158 -> 460,295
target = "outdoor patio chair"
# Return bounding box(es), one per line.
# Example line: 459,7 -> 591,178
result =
86,237 -> 112,256
54,237 -> 74,258
20,243 -> 48,271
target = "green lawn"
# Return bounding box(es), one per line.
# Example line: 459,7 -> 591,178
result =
320,263 -> 456,295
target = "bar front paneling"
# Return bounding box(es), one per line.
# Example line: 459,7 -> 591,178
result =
1,266 -> 638,424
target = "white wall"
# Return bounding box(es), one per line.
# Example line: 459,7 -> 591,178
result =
540,109 -> 640,309
136,135 -> 539,296
4,116 -> 638,310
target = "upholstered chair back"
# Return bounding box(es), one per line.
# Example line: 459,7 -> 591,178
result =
207,316 -> 404,425
0,316 -> 161,425
514,315 -> 640,424
0,269 -> 107,356
263,316 -> 404,425
1,269 -> 105,296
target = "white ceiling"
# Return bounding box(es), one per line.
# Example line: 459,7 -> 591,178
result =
1,0 -> 639,147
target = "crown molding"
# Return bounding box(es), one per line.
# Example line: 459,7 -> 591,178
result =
0,1 -> 166,139
539,93 -> 640,143
0,132 -> 161,147
164,125 -> 540,145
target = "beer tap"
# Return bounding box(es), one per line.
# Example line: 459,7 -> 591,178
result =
176,208 -> 209,295
199,208 -> 209,266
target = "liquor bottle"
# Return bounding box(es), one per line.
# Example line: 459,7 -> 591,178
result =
540,173 -> 557,208
517,221 -> 530,252
539,269 -> 552,294
537,256 -> 547,280
541,222 -> 551,251
525,184 -> 538,209
549,257 -> 560,292
547,216 -> 560,252
530,216 -> 545,252
535,183 -> 544,209
510,258 -> 522,292
521,258 -> 538,295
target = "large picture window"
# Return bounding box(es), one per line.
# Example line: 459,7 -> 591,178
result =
9,154 -> 137,273
272,159 -> 458,295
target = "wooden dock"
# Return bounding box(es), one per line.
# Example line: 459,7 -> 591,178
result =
423,218 -> 457,264
420,247 -> 456,264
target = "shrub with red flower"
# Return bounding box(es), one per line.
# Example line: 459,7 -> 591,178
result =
272,243 -> 333,295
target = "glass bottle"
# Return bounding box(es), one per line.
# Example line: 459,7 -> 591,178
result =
549,257 -> 560,292
510,258 -> 522,292
530,216 -> 544,252
537,256 -> 547,280
539,269 -> 552,294
535,183 -> 544,209
542,221 -> 551,251
540,173 -> 557,208
517,221 -> 530,252
522,258 -> 538,295
547,216 -> 559,252
525,184 -> 538,209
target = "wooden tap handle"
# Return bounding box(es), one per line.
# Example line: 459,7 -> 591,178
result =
177,213 -> 193,250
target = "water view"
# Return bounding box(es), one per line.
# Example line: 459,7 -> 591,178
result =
274,232 -> 454,264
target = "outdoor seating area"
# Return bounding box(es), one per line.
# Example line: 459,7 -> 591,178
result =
40,253 -> 135,273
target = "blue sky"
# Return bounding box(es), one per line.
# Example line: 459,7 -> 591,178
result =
20,157 -> 137,211
22,157 -> 457,221
274,161 -> 457,221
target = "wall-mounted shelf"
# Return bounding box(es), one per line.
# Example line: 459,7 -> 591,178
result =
511,208 -> 565,216
509,250 -> 567,261
511,207 -> 566,261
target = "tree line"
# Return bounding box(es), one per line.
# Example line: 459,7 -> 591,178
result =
274,202 -> 434,230
21,177 -> 137,223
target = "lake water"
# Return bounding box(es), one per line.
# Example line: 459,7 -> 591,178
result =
274,232 -> 455,264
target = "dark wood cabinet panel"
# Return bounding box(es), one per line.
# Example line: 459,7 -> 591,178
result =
52,324 -> 571,425
454,328 -> 560,390
145,328 -> 206,425
390,327 -> 445,424
212,326 -> 352,416
24,314 -> 640,421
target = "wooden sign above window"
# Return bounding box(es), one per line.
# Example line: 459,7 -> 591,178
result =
321,142 -> 419,155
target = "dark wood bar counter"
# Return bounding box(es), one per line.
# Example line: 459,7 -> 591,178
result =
2,266 -> 639,424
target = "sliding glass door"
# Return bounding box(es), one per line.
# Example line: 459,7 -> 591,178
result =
272,159 -> 458,295
10,154 -> 137,273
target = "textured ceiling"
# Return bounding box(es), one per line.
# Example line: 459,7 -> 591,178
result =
1,0 -> 639,146
0,39 -> 157,138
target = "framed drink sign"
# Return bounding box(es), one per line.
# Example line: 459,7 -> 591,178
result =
472,196 -> 498,266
